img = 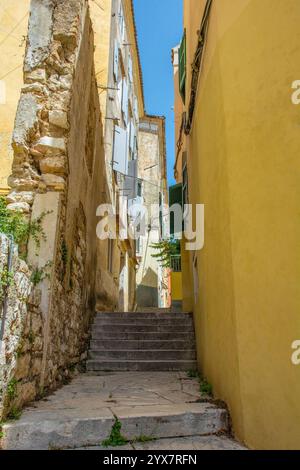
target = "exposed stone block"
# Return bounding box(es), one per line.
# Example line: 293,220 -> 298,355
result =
24,68 -> 47,84
14,354 -> 31,381
21,83 -> 48,97
31,357 -> 43,377
16,382 -> 36,407
6,191 -> 35,205
6,202 -> 31,214
7,176 -> 39,192
53,0 -> 82,48
12,93 -> 41,151
24,0 -> 54,72
40,156 -> 65,174
33,136 -> 66,154
49,110 -> 69,129
41,174 -> 66,191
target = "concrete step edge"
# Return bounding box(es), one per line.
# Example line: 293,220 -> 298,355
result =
2,406 -> 228,450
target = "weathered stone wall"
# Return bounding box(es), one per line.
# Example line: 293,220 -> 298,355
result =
3,0 -> 111,405
0,234 -> 44,419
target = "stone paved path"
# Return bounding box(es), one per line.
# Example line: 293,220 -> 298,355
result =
2,372 -> 246,450
78,435 -> 245,450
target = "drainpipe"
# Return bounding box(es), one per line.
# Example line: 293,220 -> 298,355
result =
0,235 -> 14,355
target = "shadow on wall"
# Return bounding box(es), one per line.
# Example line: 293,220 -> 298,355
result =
137,267 -> 158,308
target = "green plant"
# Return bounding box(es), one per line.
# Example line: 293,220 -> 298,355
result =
200,378 -> 213,397
30,261 -> 52,286
7,407 -> 21,421
102,417 -> 128,447
0,421 -> 5,440
0,267 -> 14,302
150,238 -> 180,268
7,378 -> 18,401
187,369 -> 199,378
0,196 -> 51,250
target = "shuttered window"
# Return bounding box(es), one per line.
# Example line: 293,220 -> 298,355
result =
122,78 -> 129,124
113,125 -> 128,175
179,30 -> 186,102
113,40 -> 119,82
128,54 -> 133,84
129,120 -> 136,156
123,160 -> 138,200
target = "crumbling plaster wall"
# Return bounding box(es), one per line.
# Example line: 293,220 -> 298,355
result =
3,0 -> 111,403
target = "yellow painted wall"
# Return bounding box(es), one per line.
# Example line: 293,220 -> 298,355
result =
171,272 -> 182,301
181,0 -> 300,450
0,0 -> 30,193
89,0 -> 112,124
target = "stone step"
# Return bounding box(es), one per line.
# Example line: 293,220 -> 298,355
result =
2,402 -> 228,450
92,324 -> 195,333
90,339 -> 195,350
86,359 -> 198,371
91,332 -> 193,341
93,317 -> 194,326
96,312 -> 193,319
89,349 -> 196,361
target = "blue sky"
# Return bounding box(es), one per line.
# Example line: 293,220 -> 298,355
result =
133,0 -> 183,186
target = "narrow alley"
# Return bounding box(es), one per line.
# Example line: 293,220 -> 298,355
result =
0,0 -> 300,456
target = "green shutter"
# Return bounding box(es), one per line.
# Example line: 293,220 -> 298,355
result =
169,184 -> 183,237
179,31 -> 186,102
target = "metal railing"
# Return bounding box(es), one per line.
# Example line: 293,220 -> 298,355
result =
171,255 -> 182,273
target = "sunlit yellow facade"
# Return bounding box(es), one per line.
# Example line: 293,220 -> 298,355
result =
0,0 -> 30,194
174,0 -> 300,450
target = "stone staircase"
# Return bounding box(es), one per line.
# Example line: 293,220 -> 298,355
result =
86,311 -> 197,372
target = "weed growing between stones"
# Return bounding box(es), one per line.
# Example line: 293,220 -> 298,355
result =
30,261 -> 52,286
7,407 -> 22,421
6,378 -> 18,401
186,370 -> 213,397
102,417 -> 128,447
200,378 -> 213,397
0,422 -> 5,440
187,369 -> 199,378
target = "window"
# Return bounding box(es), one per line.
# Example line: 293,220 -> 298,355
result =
113,125 -> 128,175
118,2 -> 125,41
159,192 -> 163,238
137,180 -> 142,197
113,40 -> 119,82
128,54 -> 133,84
179,30 -> 186,102
121,78 -> 129,124
171,255 -> 182,273
136,236 -> 141,256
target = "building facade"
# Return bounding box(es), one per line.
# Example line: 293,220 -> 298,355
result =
173,0 -> 300,450
136,115 -> 170,309
90,0 -> 145,312
0,0 -> 31,194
